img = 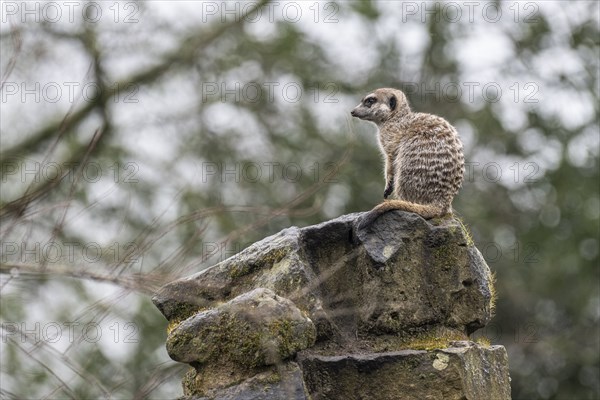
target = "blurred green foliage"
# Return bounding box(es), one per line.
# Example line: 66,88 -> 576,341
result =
0,1 -> 598,399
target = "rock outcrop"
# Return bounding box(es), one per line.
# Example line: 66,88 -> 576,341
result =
152,211 -> 510,399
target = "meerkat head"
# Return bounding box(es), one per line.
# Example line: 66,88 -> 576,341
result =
350,88 -> 411,125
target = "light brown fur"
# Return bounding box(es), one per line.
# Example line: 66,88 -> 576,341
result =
351,88 -> 464,226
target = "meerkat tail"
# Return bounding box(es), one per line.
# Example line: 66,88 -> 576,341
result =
358,200 -> 445,230
372,200 -> 444,219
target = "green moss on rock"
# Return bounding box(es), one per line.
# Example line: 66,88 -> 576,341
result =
166,288 -> 316,369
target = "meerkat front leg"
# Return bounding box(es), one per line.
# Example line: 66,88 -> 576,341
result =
384,180 -> 394,198
383,156 -> 394,198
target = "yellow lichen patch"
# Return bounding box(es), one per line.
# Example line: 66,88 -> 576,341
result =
432,353 -> 450,370
228,247 -> 291,279
475,336 -> 491,347
489,270 -> 497,316
262,247 -> 291,266
228,262 -> 254,279
271,257 -> 291,273
166,302 -> 210,331
166,319 -> 181,335
400,330 -> 467,351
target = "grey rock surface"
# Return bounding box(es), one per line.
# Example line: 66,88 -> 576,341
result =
184,362 -> 308,400
299,341 -> 511,400
152,211 -> 508,399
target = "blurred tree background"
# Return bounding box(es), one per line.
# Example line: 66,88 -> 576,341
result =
1,1 -> 598,399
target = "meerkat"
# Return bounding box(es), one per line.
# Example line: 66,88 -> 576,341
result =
351,88 -> 464,226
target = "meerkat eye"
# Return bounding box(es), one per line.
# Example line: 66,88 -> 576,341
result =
389,95 -> 397,111
364,97 -> 377,107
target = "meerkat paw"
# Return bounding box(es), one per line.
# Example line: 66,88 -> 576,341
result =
383,182 -> 394,199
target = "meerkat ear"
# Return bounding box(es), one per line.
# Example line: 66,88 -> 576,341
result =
389,95 -> 397,111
